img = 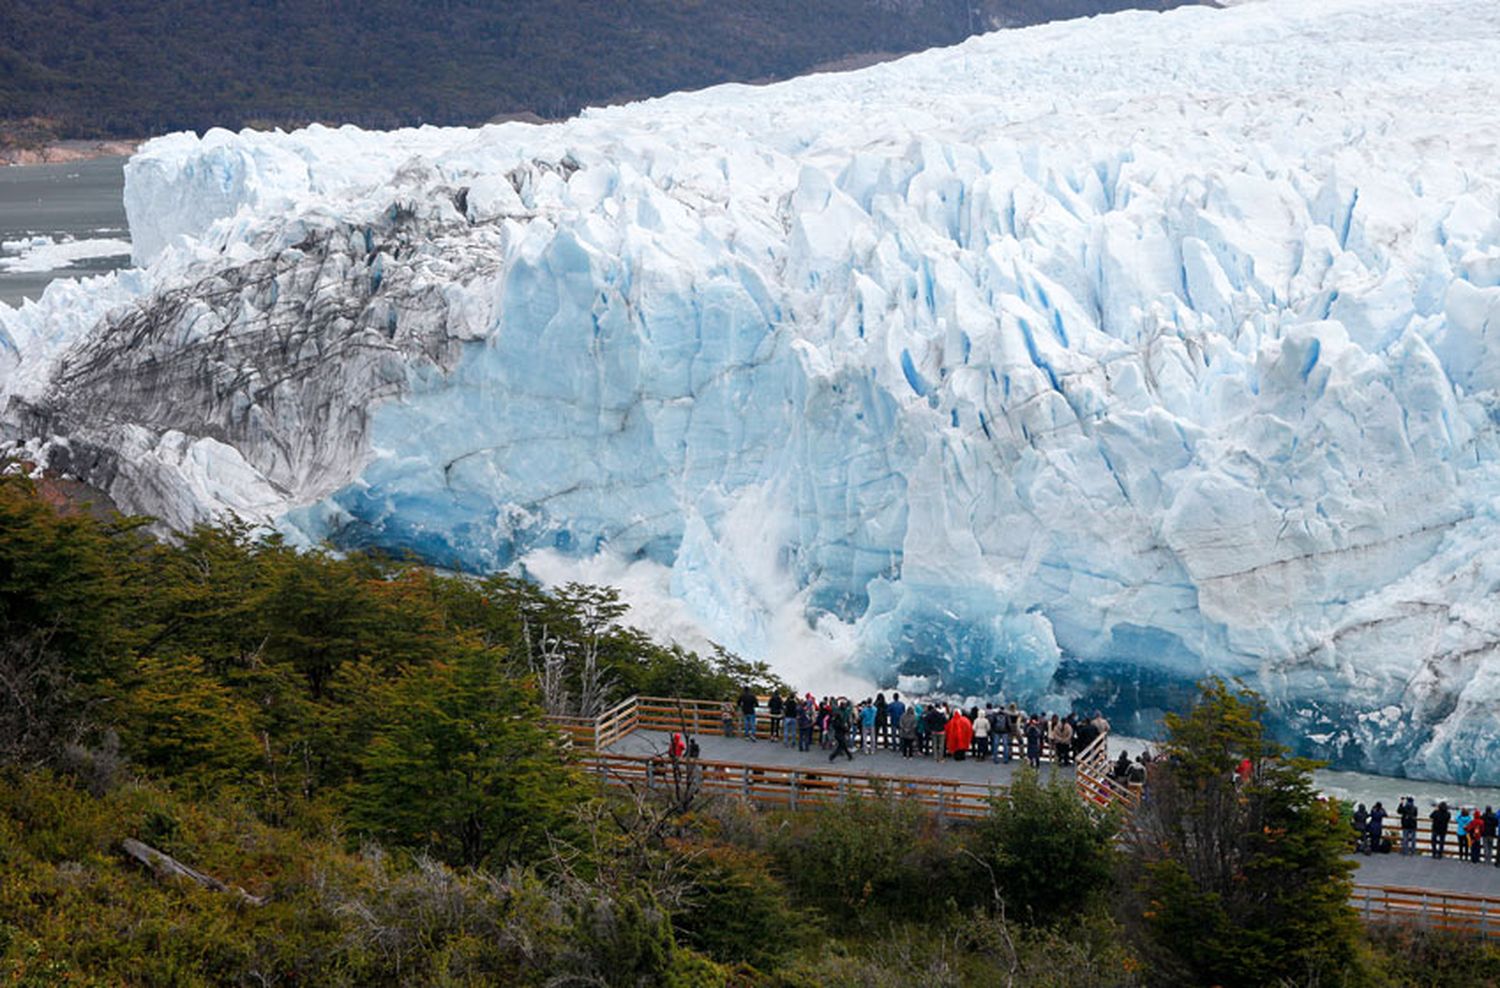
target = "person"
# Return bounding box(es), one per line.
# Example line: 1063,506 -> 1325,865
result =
829,706 -> 854,762
720,699 -> 735,739
973,706 -> 991,762
768,691 -> 783,740
1073,714 -> 1099,761
1399,797 -> 1419,856
1091,710 -> 1110,740
898,705 -> 918,759
1484,806 -> 1498,865
1352,803 -> 1369,854
860,699 -> 877,754
686,736 -> 700,759
945,706 -> 973,762
738,686 -> 758,741
1054,716 -> 1075,766
989,704 -> 1008,764
1467,812 -> 1485,863
1025,716 -> 1043,768
1431,801 -> 1451,859
925,704 -> 949,761
1368,801 -> 1387,854
796,702 -> 813,752
1458,807 -> 1474,861
1111,749 -> 1132,782
782,696 -> 799,748
669,731 -> 686,760
887,693 -> 906,751
874,692 -> 889,749
1235,757 -> 1253,786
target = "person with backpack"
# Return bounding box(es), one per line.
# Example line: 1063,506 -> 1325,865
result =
989,704 -> 1008,764
1431,802 -> 1452,859
1352,803 -> 1370,854
1368,802 -> 1387,854
1398,797 -> 1419,856
829,705 -> 854,762
768,691 -> 783,740
796,702 -> 813,752
782,696 -> 799,748
1467,812 -> 1485,862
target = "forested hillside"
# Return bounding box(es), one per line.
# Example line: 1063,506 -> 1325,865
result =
5,466 -> 1500,984
0,0 -> 1200,139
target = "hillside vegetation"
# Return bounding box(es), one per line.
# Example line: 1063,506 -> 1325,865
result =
0,0 -> 1199,140
7,468 -> 1500,984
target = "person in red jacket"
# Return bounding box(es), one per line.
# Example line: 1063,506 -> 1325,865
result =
945,708 -> 974,761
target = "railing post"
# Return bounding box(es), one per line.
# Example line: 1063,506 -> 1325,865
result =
790,772 -> 799,811
646,759 -> 655,790
742,766 -> 751,799
938,786 -> 947,825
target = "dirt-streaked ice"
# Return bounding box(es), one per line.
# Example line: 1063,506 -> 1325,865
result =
4,0 -> 1500,781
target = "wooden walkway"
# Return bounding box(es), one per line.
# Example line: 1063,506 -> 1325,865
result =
549,694 -> 1500,936
551,695 -> 1134,823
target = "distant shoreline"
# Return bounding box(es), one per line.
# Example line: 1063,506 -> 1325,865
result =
0,139 -> 138,167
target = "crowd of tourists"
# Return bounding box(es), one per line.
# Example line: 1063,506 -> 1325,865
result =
1350,798 -> 1500,864
720,687 -> 1111,767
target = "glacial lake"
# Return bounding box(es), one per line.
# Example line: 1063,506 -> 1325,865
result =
0,156 -> 132,308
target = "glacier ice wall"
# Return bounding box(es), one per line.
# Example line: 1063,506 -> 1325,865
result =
6,0 -> 1500,781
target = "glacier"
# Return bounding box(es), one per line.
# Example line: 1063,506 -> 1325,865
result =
5,0 -> 1500,782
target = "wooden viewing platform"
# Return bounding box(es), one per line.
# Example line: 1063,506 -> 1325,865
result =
549,694 -> 1500,936
549,694 -> 1138,823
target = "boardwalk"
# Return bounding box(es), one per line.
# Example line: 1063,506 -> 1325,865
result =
551,694 -> 1500,935
1354,853 -> 1500,897
604,727 -> 1067,788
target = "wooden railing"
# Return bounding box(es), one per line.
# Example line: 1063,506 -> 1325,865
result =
1073,732 -> 1141,811
1354,884 -> 1500,938
579,749 -> 1004,822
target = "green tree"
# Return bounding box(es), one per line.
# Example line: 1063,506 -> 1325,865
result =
1121,679 -> 1362,987
973,767 -> 1120,925
112,653 -> 262,796
346,645 -> 587,868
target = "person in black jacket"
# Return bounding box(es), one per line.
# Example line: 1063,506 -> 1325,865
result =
1431,801 -> 1451,859
1368,802 -> 1387,854
828,707 -> 854,762
1483,806 -> 1498,865
738,686 -> 759,742
768,691 -> 783,740
874,692 -> 889,749
1398,797 -> 1419,856
925,704 -> 949,761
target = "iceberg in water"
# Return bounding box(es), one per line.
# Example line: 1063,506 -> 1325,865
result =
5,0 -> 1500,782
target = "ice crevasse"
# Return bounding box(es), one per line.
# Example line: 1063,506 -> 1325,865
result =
5,0 -> 1500,781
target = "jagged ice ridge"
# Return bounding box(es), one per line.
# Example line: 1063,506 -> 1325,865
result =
4,0 -> 1500,781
